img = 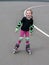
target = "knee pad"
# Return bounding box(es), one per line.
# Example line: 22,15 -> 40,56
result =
19,37 -> 24,41
25,37 -> 30,41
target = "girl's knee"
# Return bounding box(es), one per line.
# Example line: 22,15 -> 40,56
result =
25,37 -> 30,41
19,37 -> 24,41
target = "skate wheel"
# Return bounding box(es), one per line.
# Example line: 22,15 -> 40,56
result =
13,49 -> 17,54
29,52 -> 32,55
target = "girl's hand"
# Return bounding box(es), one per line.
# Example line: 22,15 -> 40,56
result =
15,28 -> 18,32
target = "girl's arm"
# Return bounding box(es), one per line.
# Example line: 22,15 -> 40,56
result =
15,21 -> 22,32
29,18 -> 34,33
15,17 -> 24,32
29,25 -> 34,33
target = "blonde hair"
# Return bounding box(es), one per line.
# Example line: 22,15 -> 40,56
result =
26,8 -> 33,14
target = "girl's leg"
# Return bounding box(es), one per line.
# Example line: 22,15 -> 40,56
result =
25,31 -> 30,45
17,30 -> 24,44
15,30 -> 25,49
13,30 -> 25,54
25,31 -> 32,54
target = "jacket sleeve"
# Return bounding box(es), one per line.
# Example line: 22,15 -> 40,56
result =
29,19 -> 34,33
29,25 -> 34,33
15,21 -> 22,32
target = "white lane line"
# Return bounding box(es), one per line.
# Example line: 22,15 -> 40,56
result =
34,24 -> 49,37
24,5 -> 49,37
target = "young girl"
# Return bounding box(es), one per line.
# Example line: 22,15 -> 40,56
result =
13,9 -> 34,54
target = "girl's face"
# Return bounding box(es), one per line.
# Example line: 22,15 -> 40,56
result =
26,10 -> 32,20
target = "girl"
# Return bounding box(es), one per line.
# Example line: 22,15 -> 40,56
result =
13,9 -> 34,54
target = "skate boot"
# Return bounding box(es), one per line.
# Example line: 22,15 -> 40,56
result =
13,44 -> 19,54
26,44 -> 32,55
